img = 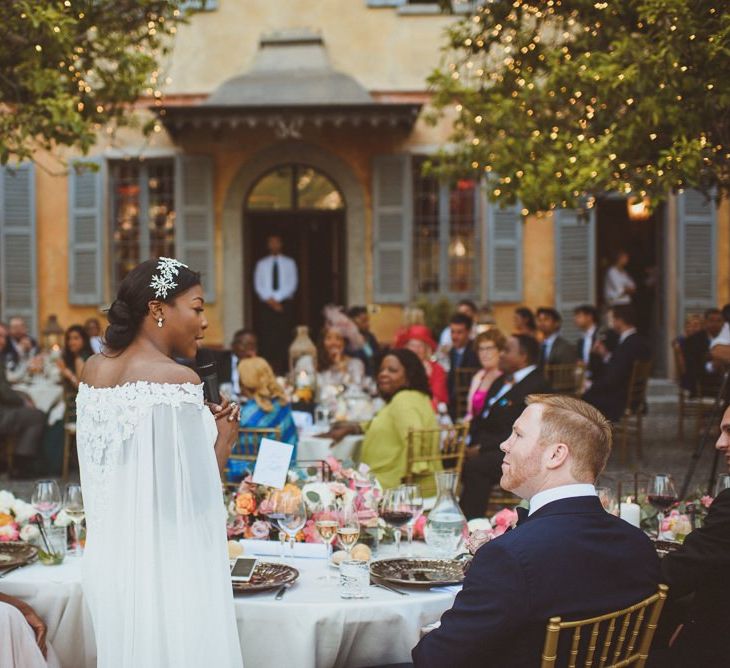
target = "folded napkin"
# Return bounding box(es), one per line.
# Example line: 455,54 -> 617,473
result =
430,585 -> 463,594
239,539 -> 328,559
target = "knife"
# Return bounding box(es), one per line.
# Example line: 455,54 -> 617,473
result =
0,564 -> 22,579
370,579 -> 408,596
274,583 -> 291,600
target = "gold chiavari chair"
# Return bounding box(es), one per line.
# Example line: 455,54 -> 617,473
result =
224,427 -> 281,490
540,584 -> 668,668
403,423 -> 468,498
543,363 -> 585,397
454,367 -> 479,420
614,360 -> 653,464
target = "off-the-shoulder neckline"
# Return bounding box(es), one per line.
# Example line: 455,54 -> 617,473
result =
79,380 -> 203,391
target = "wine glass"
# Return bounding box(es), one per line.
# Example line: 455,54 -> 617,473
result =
313,500 -> 340,580
63,483 -> 85,557
647,474 -> 678,538
380,487 -> 413,555
336,502 -> 360,558
275,492 -> 307,559
32,480 -> 61,527
714,474 -> 730,498
402,484 -> 424,556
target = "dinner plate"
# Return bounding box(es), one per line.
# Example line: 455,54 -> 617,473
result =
231,561 -> 299,593
0,542 -> 38,569
370,558 -> 465,587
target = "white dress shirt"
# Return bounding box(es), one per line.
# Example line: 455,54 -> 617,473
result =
528,483 -> 598,516
254,254 -> 298,303
581,325 -> 596,364
482,364 -> 537,416
711,322 -> 730,348
619,327 -> 637,345
604,266 -> 635,306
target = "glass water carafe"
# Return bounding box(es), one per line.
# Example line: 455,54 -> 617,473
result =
424,471 -> 468,557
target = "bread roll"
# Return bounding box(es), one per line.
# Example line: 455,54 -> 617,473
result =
227,540 -> 244,560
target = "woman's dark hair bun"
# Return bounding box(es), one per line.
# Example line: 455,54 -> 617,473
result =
103,258 -> 201,352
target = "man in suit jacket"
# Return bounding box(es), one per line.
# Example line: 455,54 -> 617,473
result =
653,404 -> 730,667
681,308 -> 723,395
447,313 -> 480,420
460,334 -> 551,518
1,316 -> 39,370
536,307 -> 578,368
212,329 -> 258,401
573,304 -> 618,382
0,323 -> 45,476
414,394 -> 660,668
582,305 -> 650,422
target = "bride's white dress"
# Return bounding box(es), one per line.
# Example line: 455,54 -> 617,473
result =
76,381 -> 243,668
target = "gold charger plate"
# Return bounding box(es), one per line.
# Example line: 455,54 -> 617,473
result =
231,561 -> 299,593
0,542 -> 38,569
370,558 -> 465,587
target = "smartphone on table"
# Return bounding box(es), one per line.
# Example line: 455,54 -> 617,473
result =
230,557 -> 258,583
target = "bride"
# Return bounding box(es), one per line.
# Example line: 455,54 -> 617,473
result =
77,258 -> 243,667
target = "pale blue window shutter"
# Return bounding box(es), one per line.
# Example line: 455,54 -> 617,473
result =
487,201 -> 523,302
68,158 -> 104,305
678,189 -> 716,328
0,163 -> 37,335
554,208 -> 595,341
180,0 -> 218,11
175,155 -> 216,302
373,155 -> 412,303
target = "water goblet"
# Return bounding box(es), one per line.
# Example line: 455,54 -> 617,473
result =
402,484 -> 424,555
32,480 -> 61,528
275,492 -> 307,558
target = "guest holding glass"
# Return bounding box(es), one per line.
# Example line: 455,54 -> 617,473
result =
465,329 -> 506,422
57,325 -> 94,422
237,356 -> 298,457
327,349 -> 439,490
398,324 -> 448,411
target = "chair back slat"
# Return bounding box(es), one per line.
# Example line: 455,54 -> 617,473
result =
404,424 -> 468,495
543,363 -> 585,396
540,585 -> 668,668
625,360 -> 652,413
454,367 -> 479,419
224,427 -> 281,490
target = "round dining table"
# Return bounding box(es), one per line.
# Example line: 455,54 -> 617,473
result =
1,543 -> 459,668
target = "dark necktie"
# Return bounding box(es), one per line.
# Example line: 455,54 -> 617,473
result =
541,342 -> 548,365
272,257 -> 279,292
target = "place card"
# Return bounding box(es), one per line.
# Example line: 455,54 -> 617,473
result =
252,438 -> 294,489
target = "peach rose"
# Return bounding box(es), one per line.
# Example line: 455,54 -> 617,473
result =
235,492 -> 257,516
0,513 -> 13,528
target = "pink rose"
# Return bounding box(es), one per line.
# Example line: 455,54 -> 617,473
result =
250,521 -> 271,539
701,495 -> 714,509
258,498 -> 275,515
325,456 -> 343,476
413,514 -> 427,540
302,519 -> 320,543
227,516 -> 245,538
0,523 -> 20,542
330,483 -> 348,497
491,508 -> 519,530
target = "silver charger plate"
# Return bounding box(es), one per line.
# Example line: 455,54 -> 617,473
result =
370,558 -> 465,587
231,561 -> 299,593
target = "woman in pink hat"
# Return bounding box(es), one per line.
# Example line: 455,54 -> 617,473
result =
398,325 -> 448,410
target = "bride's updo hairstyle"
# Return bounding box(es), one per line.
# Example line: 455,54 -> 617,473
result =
105,258 -> 201,352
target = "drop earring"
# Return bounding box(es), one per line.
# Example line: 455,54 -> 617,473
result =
157,317 -> 164,328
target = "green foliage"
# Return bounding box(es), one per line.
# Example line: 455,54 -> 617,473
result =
0,1 -> 189,164
414,296 -> 454,336
428,0 -> 730,212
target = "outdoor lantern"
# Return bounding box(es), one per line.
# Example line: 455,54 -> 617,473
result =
41,314 -> 64,351
626,196 -> 652,221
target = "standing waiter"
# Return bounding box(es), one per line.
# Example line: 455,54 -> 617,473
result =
254,234 -> 298,374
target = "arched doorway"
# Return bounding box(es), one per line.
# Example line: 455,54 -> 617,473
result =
244,163 -> 346,348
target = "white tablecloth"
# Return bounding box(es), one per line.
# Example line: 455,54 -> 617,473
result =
297,433 -> 362,465
13,380 -> 64,425
1,545 -> 458,668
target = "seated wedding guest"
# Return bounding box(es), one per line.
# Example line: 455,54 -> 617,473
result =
317,318 -> 366,392
398,324 -> 448,411
650,404 -> 730,668
536,307 -> 578,368
465,329 -> 506,422
236,356 -> 298,459
447,313 -> 479,419
709,303 -> 730,367
0,322 -> 45,476
2,316 -> 39,368
573,304 -> 617,383
215,328 -> 258,401
460,334 -> 550,518
582,305 -> 650,422
413,395 -> 661,667
512,306 -> 538,338
328,349 -> 439,490
0,592 -> 60,667
438,299 -> 478,350
83,317 -> 104,354
346,306 -> 381,377
681,308 -> 723,395
58,324 -> 94,422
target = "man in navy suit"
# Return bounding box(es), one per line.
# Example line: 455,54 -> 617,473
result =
582,304 -> 650,421
413,394 -> 660,667
447,313 -> 480,419
460,334 -> 551,519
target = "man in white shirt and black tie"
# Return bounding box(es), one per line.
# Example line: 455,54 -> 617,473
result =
254,234 -> 298,374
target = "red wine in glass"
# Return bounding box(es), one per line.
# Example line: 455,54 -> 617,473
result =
381,510 -> 413,528
647,494 -> 677,511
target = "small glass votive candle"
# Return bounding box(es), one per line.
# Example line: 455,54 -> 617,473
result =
340,560 -> 370,599
38,526 -> 66,566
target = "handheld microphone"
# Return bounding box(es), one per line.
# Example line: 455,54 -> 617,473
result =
196,349 -> 221,405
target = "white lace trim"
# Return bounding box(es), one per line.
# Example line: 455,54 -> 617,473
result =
76,381 -> 204,517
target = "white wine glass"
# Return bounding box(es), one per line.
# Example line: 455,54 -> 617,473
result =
32,480 -> 61,528
313,500 -> 340,580
63,483 -> 85,557
336,502 -> 360,558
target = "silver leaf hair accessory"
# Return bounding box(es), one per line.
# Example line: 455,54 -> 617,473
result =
149,257 -> 188,299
